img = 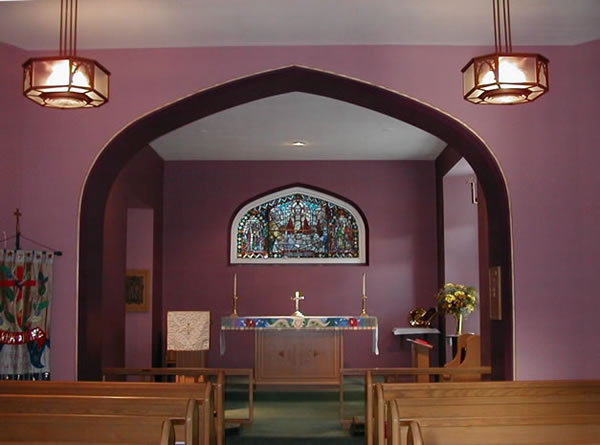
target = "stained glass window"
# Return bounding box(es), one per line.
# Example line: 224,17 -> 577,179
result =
231,187 -> 366,264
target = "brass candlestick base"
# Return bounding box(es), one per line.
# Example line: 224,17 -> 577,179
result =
360,294 -> 368,317
231,295 -> 239,317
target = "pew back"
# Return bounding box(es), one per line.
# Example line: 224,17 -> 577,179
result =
378,380 -> 600,445
0,380 -> 210,398
388,402 -> 600,445
0,413 -> 175,445
0,394 -> 195,416
0,381 -> 215,445
340,367 -> 490,445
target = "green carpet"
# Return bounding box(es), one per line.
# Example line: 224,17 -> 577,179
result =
224,380 -> 365,445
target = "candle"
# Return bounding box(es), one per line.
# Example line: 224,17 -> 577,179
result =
362,273 -> 366,296
233,273 -> 237,297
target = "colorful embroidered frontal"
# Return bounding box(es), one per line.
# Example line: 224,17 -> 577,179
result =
220,315 -> 379,356
221,315 -> 378,330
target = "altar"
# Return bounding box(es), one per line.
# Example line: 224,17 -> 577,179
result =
221,316 -> 378,385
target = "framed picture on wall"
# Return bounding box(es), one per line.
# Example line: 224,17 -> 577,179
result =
125,269 -> 150,312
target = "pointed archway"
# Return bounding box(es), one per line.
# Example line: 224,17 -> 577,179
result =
78,65 -> 513,380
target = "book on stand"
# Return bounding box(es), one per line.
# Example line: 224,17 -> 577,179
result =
405,337 -> 433,349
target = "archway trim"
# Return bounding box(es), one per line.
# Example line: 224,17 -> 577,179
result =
78,64 -> 514,380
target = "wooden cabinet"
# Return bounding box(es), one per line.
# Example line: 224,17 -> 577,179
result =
255,330 -> 342,385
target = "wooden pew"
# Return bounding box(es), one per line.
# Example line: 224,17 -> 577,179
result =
379,380 -> 600,445
388,402 -> 600,445
0,413 -> 175,445
0,381 -> 215,445
102,367 -> 254,425
339,366 -> 491,445
0,395 -> 200,445
102,366 -> 254,445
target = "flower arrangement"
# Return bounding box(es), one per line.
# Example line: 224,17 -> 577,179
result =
435,283 -> 478,334
436,283 -> 478,316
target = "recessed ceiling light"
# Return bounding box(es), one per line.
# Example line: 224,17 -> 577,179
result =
291,141 -> 307,147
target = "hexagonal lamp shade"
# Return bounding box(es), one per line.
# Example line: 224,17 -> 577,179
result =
22,0 -> 110,109
462,53 -> 549,105
462,0 -> 549,105
23,56 -> 110,109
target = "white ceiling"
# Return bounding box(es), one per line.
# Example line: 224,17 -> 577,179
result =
0,0 -> 599,50
151,93 -> 446,161
446,158 -> 476,177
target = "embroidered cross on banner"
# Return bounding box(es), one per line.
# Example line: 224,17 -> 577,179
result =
0,265 -> 37,327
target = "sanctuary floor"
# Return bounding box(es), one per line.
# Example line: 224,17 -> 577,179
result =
224,379 -> 365,445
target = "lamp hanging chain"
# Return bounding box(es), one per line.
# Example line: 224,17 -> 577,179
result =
59,0 -> 64,55
493,0 -> 513,54
73,0 -> 78,56
69,0 -> 73,55
505,0 -> 512,52
493,0 -> 499,53
503,0 -> 512,52
59,0 -> 78,57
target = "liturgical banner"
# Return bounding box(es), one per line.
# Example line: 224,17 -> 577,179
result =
220,315 -> 378,355
0,250 -> 53,380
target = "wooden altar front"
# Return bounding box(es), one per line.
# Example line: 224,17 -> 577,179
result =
221,316 -> 378,385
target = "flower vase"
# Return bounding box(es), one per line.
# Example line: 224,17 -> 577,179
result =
455,313 -> 463,335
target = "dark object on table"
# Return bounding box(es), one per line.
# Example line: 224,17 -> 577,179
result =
408,307 -> 437,327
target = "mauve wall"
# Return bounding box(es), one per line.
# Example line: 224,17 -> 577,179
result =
102,174 -> 128,368
575,42 -> 600,379
0,44 -> 25,247
101,147 -> 164,371
125,209 -> 154,368
443,166 -> 480,336
0,41 -> 598,379
163,161 -> 437,368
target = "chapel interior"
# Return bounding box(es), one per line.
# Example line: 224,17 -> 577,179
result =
0,1 -> 598,444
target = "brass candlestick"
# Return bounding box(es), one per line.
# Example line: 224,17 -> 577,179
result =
360,294 -> 368,317
360,272 -> 368,316
231,294 -> 239,317
291,291 -> 305,317
230,273 -> 239,317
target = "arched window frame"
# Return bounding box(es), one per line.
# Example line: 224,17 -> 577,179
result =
230,186 -> 367,264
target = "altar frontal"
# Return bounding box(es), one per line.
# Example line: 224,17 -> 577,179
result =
221,289 -> 378,386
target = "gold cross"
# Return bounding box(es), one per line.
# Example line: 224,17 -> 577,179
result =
291,291 -> 305,317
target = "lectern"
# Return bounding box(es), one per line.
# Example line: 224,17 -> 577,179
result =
406,338 -> 433,382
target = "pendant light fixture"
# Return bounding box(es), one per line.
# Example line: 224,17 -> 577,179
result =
22,0 -> 110,109
462,0 -> 548,105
